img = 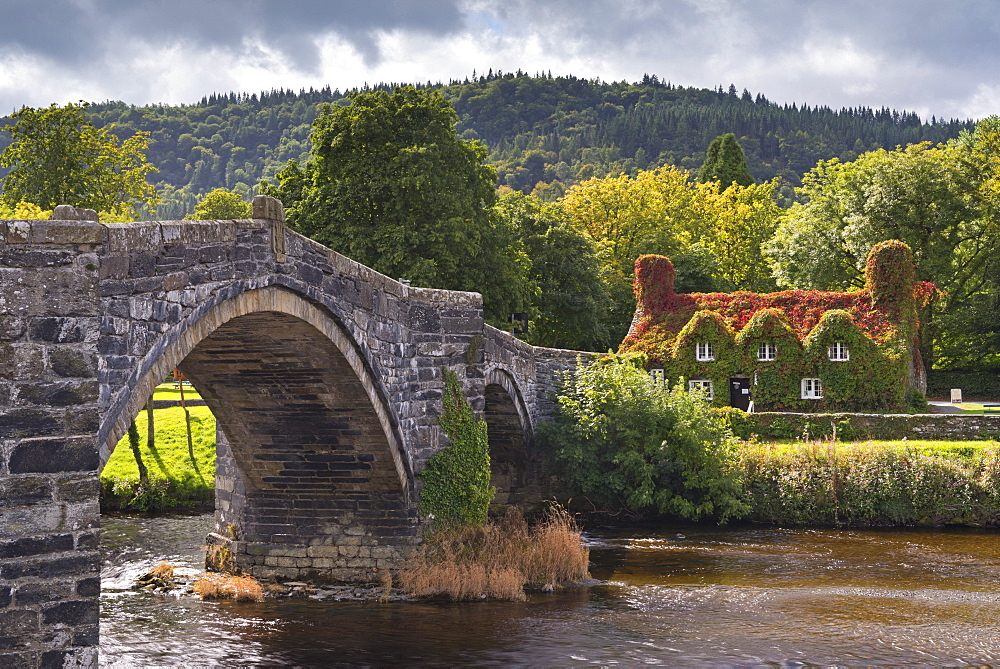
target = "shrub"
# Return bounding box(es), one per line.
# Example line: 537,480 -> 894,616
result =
737,441 -> 1000,526
539,354 -> 747,521
418,368 -> 494,531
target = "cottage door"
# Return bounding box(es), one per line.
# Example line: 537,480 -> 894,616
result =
729,376 -> 751,410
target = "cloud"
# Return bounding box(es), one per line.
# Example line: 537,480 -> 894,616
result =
0,0 -> 996,120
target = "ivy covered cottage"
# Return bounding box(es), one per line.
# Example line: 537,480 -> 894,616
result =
620,240 -> 932,412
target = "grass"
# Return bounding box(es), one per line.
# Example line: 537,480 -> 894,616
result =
100,387 -> 216,512
398,506 -> 590,601
193,574 -> 265,602
151,382 -> 203,403
946,402 -> 1000,414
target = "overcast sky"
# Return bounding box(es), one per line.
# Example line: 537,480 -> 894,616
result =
1,0 -> 997,121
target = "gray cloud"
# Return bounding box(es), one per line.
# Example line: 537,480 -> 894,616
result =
1,0 -> 466,70
0,0 -> 996,120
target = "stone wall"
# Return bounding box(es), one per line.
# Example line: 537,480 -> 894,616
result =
743,412 -> 1000,441
0,214 -> 103,668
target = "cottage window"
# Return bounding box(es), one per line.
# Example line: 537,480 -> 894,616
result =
689,379 -> 714,400
801,378 -> 823,399
649,368 -> 665,385
828,341 -> 849,361
757,343 -> 777,361
696,342 -> 715,361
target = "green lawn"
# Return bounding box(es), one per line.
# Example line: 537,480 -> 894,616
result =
947,402 -> 1000,414
151,381 -> 203,403
101,401 -> 216,511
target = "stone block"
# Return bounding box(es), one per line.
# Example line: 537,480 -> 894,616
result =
104,222 -> 163,253
41,600 -> 99,627
0,610 -> 38,637
0,553 -> 98,580
0,477 -> 53,506
9,438 -> 99,474
28,222 -> 104,246
0,410 -> 62,439
0,533 -> 74,559
48,349 -> 97,378
28,317 -> 97,344
13,581 -> 74,606
56,477 -> 99,504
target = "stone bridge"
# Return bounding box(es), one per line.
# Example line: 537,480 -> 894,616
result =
0,197 -> 584,666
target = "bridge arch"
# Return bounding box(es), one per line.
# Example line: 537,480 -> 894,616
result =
100,286 -> 418,582
483,366 -> 538,507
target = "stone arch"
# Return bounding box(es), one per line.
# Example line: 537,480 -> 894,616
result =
99,286 -> 411,495
98,286 -> 418,582
483,367 -> 538,507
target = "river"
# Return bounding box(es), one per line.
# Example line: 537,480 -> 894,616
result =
100,512 -> 1000,666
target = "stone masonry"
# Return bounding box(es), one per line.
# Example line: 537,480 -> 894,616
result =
0,197 -> 583,665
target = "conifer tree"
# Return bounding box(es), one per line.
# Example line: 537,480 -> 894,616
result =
697,133 -> 755,188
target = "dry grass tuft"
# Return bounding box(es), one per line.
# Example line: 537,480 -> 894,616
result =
193,573 -> 265,602
148,561 -> 175,581
399,505 -> 590,601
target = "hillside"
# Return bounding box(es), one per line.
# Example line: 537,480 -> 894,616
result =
0,72 -> 974,217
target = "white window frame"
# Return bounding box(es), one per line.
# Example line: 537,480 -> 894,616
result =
801,378 -> 823,399
689,379 -> 714,400
695,342 -> 715,362
649,368 -> 665,385
828,341 -> 850,362
757,342 -> 777,362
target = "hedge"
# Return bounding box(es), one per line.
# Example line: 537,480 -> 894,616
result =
926,370 -> 1000,399
712,408 -> 1000,442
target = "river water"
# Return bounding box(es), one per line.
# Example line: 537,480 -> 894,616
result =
100,513 -> 1000,666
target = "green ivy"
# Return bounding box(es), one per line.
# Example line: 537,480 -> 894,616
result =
418,368 -> 495,532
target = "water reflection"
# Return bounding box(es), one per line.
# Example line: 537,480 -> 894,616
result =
101,514 -> 1000,666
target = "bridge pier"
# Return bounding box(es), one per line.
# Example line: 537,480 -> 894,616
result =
0,214 -> 103,668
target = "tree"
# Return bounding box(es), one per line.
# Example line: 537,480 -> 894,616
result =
560,165 -> 719,342
494,192 -> 609,350
766,137 -> 1000,366
0,102 -> 157,216
188,187 -> 251,219
697,133 -> 755,187
271,86 -> 518,318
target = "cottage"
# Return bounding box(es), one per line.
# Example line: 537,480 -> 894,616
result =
620,240 -> 929,412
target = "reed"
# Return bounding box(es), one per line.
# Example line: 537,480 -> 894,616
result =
399,505 -> 590,601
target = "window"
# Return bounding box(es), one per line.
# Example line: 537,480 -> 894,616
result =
757,342 -> 777,361
649,368 -> 665,385
828,341 -> 849,361
689,379 -> 714,400
801,378 -> 823,399
696,342 -> 715,361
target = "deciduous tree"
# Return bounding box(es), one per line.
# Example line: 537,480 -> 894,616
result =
0,102 -> 157,216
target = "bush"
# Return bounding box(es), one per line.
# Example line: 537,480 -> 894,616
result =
737,441 -> 1000,526
418,368 -> 494,531
926,370 -> 1000,399
539,354 -> 747,521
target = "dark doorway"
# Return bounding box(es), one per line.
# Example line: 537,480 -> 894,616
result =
729,376 -> 752,410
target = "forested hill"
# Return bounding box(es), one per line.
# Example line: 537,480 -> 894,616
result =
29,71 -> 974,217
